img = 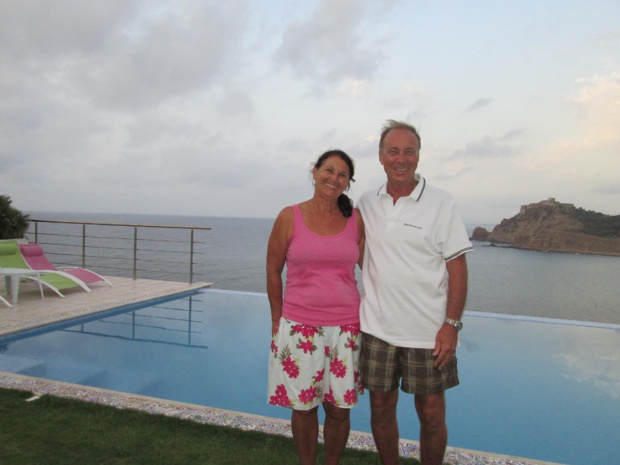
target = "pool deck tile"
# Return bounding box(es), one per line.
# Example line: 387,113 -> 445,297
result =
0,276 -> 210,336
0,277 -> 565,465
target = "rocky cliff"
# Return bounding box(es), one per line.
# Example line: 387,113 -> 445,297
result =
471,198 -> 620,256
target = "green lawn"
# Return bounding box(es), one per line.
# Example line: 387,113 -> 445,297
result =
0,388 -> 420,464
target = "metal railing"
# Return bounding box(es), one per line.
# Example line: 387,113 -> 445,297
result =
28,219 -> 211,284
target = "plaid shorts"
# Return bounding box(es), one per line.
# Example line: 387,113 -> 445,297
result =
360,332 -> 459,395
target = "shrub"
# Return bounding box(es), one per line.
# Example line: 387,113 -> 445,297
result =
0,195 -> 30,239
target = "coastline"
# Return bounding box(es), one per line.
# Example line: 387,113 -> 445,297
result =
473,240 -> 620,257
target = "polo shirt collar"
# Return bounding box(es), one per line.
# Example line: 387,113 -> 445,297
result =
377,173 -> 426,202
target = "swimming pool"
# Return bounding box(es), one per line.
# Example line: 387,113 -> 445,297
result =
0,288 -> 618,465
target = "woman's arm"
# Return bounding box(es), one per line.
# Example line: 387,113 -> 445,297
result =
266,207 -> 293,335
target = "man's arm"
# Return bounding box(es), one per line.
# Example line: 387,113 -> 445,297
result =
433,253 -> 468,370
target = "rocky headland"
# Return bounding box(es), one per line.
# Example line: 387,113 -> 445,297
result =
471,198 -> 620,256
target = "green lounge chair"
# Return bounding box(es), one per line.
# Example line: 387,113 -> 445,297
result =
0,239 -> 91,297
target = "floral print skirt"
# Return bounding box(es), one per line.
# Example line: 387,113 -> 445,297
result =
268,317 -> 364,411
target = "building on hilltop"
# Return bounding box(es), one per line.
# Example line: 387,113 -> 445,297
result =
519,198 -> 574,215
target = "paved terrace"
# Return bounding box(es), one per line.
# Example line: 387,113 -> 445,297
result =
0,277 -> 562,465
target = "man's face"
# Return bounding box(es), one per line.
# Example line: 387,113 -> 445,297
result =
379,128 -> 420,188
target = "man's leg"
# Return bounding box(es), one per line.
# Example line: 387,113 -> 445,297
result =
322,402 -> 350,465
369,389 -> 400,465
291,407 -> 319,465
414,393 -> 447,465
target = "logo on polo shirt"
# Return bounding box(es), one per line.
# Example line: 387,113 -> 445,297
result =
404,223 -> 422,230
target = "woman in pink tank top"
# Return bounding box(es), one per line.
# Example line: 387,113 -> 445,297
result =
267,149 -> 365,465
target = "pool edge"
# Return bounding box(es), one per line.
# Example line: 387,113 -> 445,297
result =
0,371 -> 565,465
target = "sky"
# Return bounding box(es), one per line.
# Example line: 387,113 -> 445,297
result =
1,0 -> 619,225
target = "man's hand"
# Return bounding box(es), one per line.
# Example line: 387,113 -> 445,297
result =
433,324 -> 458,370
433,254 -> 468,370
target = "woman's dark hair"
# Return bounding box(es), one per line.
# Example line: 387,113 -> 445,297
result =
314,149 -> 355,218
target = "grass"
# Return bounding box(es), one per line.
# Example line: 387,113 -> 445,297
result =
0,388 -> 421,464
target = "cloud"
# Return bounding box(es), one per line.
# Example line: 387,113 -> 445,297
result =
434,165 -> 474,181
213,85 -> 256,120
78,1 -> 249,112
0,1 -> 259,203
465,97 -> 493,113
592,183 -> 620,195
533,72 -> 620,182
450,134 -> 522,159
0,1 -> 137,60
338,78 -> 371,98
0,1 -> 249,114
498,128 -> 525,141
1,1 -> 618,222
274,0 -> 386,86
569,72 -> 620,151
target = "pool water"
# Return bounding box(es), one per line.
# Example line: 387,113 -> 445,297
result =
0,289 -> 618,465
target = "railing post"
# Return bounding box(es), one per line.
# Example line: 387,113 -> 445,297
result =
189,229 -> 195,285
34,222 -> 39,243
133,227 -> 138,280
82,224 -> 86,268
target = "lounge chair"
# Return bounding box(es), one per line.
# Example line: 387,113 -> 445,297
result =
0,293 -> 12,307
0,240 -> 91,297
19,243 -> 112,288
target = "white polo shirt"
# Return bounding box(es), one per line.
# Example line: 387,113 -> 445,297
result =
358,174 -> 473,348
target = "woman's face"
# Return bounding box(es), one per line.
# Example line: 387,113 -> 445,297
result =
312,155 -> 351,200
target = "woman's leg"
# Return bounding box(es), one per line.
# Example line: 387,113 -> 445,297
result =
322,402 -> 351,465
291,407 -> 319,465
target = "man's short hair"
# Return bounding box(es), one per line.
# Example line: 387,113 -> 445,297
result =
379,119 -> 421,150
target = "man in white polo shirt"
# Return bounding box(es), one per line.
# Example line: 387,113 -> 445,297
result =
358,119 -> 472,465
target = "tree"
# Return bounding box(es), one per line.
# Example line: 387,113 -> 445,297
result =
0,195 -> 30,239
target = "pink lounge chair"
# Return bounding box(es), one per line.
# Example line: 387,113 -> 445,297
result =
19,243 -> 112,288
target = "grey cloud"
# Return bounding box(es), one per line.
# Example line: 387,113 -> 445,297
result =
435,166 -> 474,181
0,0 -> 137,59
0,91 -> 104,178
1,1 -> 250,114
0,0 -> 255,191
278,138 -> 308,154
78,2 -> 249,111
214,85 -> 255,120
321,128 -> 338,143
451,135 -> 521,159
275,0 -> 386,85
499,128 -> 525,141
465,98 -> 493,113
88,133 -> 270,190
592,183 -> 620,194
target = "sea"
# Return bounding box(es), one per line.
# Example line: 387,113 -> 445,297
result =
27,211 -> 620,326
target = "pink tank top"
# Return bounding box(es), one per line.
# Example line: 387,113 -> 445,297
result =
282,204 -> 361,326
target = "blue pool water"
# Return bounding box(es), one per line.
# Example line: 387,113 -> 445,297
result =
0,289 -> 618,465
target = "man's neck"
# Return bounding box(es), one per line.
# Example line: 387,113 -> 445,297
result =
386,179 -> 417,203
